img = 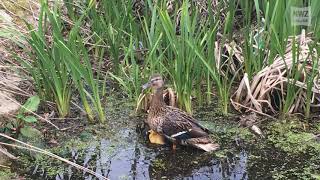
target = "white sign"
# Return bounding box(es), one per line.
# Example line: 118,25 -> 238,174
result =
291,6 -> 311,26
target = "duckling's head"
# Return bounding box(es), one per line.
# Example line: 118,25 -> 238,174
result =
142,74 -> 164,90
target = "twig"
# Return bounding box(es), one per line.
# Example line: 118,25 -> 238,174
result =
0,66 -> 26,69
0,133 -> 109,180
230,100 -> 277,120
49,117 -> 81,120
0,164 -> 10,168
0,2 -> 16,18
0,145 -> 18,159
0,87 -> 31,97
59,127 -> 73,131
71,101 -> 87,115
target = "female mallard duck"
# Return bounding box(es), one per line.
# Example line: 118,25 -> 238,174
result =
142,74 -> 220,152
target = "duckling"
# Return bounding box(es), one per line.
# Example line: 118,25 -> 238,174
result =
142,74 -> 220,152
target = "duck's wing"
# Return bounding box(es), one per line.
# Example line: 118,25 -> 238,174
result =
160,107 -> 210,140
169,107 -> 211,132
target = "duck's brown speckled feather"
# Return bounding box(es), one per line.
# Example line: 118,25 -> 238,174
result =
160,106 -> 210,138
145,75 -> 219,151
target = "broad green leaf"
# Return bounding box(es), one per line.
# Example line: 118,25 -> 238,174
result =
22,116 -> 38,123
20,126 -> 42,138
20,95 -> 40,113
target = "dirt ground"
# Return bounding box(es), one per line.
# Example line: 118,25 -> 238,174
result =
0,0 -> 39,116
0,0 -> 41,167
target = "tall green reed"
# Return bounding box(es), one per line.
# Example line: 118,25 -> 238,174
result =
159,1 -> 207,113
58,0 -> 320,117
18,3 -> 72,117
186,19 -> 237,115
280,39 -> 303,117
256,0 -> 320,116
280,38 -> 316,117
87,0 -> 136,75
238,0 -> 320,116
86,0 -> 153,101
239,0 -> 265,79
305,51 -> 319,118
102,0 -> 239,114
19,1 -> 106,122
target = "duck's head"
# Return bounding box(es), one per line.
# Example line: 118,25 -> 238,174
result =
142,74 -> 164,91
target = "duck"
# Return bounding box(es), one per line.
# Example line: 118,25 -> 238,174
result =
142,74 -> 220,152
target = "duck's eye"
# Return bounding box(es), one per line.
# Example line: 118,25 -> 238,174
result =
151,78 -> 160,83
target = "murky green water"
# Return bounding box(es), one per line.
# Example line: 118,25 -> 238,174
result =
12,100 -> 320,180
28,125 -> 249,179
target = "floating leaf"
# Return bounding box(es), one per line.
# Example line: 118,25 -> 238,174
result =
20,95 -> 40,113
22,116 -> 37,123
20,126 -> 42,138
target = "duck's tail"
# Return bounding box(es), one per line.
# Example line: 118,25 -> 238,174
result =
192,143 -> 220,152
182,137 -> 220,152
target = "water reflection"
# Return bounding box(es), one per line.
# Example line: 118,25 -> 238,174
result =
49,126 -> 248,180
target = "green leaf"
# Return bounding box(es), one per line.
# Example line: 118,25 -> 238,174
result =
5,123 -> 14,129
20,95 -> 40,113
20,126 -> 42,138
16,114 -> 23,119
22,116 -> 38,123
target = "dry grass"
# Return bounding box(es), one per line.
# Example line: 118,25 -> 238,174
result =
231,30 -> 320,115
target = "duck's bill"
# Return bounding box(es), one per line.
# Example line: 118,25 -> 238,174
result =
142,82 -> 151,90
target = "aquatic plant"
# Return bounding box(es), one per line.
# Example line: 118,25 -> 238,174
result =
18,15 -> 72,117
267,120 -> 320,154
159,1 -> 208,113
18,0 -> 106,122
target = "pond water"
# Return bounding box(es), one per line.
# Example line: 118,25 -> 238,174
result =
17,101 -> 319,180
51,129 -> 248,180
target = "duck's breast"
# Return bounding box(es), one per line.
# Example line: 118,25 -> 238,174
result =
147,115 -> 164,132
